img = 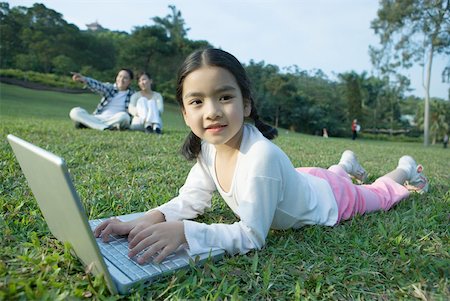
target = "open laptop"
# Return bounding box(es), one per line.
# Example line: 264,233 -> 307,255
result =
7,134 -> 224,294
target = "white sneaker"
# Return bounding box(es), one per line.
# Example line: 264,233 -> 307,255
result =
338,150 -> 368,182
397,156 -> 429,194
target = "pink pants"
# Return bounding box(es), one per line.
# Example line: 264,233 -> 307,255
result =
296,165 -> 410,224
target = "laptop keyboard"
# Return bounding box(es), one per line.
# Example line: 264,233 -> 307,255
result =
89,219 -> 191,281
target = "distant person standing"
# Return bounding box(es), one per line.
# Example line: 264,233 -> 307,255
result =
351,119 -> 359,140
69,69 -> 134,131
128,71 -> 164,134
444,134 -> 449,149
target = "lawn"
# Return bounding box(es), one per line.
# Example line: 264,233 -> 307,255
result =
0,82 -> 448,300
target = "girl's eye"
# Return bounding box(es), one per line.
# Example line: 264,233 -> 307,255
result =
189,99 -> 202,105
219,95 -> 233,102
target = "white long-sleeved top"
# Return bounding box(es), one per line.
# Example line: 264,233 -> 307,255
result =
154,124 -> 337,255
128,91 -> 164,116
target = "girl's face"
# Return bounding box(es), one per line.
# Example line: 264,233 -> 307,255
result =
181,66 -> 251,148
115,70 -> 132,91
138,74 -> 152,91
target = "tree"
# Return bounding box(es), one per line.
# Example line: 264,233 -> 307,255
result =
0,3 -> 89,73
118,25 -> 171,73
378,83 -> 404,133
338,71 -> 364,124
51,55 -> 77,75
296,69 -> 347,136
361,75 -> 385,129
80,30 -> 127,74
415,99 -> 450,144
19,3 -> 79,72
245,61 -> 279,126
152,5 -> 189,48
0,3 -> 22,68
264,73 -> 298,128
370,0 -> 450,146
443,66 -> 450,99
246,61 -> 348,136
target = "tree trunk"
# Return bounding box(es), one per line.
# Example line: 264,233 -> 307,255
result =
423,45 -> 434,146
275,105 -> 279,128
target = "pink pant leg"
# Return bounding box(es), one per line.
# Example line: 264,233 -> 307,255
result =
327,165 -> 386,212
328,164 -> 350,179
296,167 -> 410,224
361,177 -> 410,213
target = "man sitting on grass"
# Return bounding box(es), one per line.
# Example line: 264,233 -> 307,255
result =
69,69 -> 134,131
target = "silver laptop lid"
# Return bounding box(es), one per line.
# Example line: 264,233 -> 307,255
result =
7,134 -> 117,294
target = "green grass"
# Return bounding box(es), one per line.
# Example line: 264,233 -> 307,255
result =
0,82 -> 449,300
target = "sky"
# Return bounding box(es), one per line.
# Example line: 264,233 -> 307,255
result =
7,0 -> 450,99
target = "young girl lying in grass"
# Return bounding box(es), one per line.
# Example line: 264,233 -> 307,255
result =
94,48 -> 429,264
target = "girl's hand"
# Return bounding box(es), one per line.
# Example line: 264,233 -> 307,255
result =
94,217 -> 135,241
128,221 -> 186,264
94,210 -> 165,242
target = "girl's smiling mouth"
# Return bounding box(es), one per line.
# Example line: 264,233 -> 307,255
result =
206,124 -> 227,132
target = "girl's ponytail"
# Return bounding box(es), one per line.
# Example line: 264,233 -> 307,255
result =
249,98 -> 278,140
181,131 -> 202,160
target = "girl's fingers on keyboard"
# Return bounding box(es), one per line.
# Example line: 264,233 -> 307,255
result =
95,219 -> 133,242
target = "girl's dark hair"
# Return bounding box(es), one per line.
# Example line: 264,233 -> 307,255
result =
177,48 -> 277,160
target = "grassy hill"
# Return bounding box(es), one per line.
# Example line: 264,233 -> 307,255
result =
0,83 -> 448,300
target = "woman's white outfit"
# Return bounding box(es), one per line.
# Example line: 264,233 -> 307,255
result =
128,91 -> 164,131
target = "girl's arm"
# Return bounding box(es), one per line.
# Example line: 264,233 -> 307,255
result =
165,139 -> 284,256
184,175 -> 281,255
96,160 -> 216,264
155,161 -> 216,221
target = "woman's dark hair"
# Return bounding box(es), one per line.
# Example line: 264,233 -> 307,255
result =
176,48 -> 278,160
120,68 -> 134,80
137,71 -> 152,80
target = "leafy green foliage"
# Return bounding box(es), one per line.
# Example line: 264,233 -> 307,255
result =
1,83 -> 449,299
0,69 -> 80,89
415,98 -> 450,144
339,71 -> 363,121
2,2 -> 448,141
370,0 -> 450,145
246,62 -> 349,136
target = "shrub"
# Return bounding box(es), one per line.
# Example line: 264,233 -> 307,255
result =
0,69 -> 81,89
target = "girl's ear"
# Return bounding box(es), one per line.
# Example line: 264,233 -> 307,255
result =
182,108 -> 190,127
244,98 -> 252,118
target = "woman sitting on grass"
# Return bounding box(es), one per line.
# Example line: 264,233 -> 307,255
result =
94,48 -> 429,264
128,71 -> 164,134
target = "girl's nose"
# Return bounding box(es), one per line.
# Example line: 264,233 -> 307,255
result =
205,101 -> 222,119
